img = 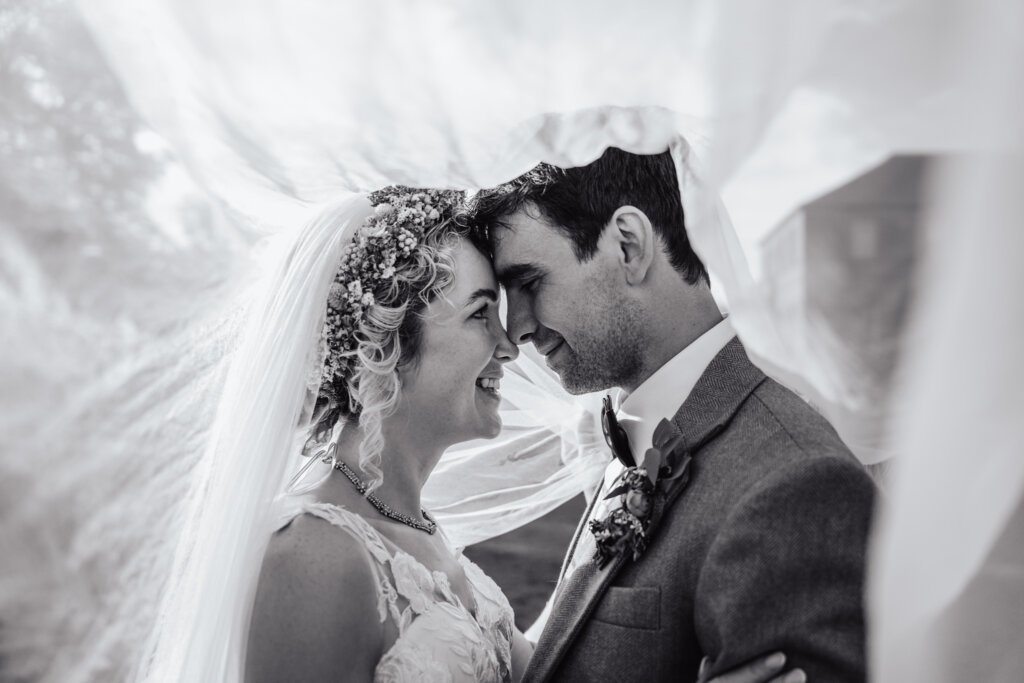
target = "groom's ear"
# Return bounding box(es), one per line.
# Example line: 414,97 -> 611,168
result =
609,205 -> 655,286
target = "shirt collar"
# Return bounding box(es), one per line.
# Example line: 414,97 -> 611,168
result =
613,317 -> 735,454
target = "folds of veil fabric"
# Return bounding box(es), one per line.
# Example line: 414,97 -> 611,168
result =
1,0 -> 1021,681
135,196 -> 371,682
72,0 -> 1009,468
867,5 -> 1024,681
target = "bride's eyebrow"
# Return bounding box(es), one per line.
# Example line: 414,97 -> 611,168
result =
463,288 -> 498,307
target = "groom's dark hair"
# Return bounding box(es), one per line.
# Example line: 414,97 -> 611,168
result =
462,147 -> 709,286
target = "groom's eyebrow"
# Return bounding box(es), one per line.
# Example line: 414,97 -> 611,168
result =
464,288 -> 498,306
495,263 -> 541,288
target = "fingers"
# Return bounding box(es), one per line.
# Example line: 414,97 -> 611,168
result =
768,669 -> 807,683
704,652 -> 807,683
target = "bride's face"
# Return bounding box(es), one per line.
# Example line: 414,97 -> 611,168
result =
397,238 -> 518,445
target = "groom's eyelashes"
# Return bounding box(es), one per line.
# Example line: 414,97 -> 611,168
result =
514,277 -> 539,294
497,263 -> 543,291
513,276 -> 542,295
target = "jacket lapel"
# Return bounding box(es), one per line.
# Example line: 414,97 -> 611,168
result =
644,337 -> 767,545
555,478 -> 604,587
670,337 -> 765,457
524,337 -> 766,682
523,545 -> 629,682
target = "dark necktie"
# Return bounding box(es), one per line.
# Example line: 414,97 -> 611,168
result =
601,395 -> 635,468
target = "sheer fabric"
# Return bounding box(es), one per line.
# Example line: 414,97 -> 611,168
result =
869,158 -> 1024,682
75,0 -> 1010,465
1,1 -> 1021,682
133,196 -> 371,682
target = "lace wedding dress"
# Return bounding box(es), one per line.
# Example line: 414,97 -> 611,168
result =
275,495 -> 516,683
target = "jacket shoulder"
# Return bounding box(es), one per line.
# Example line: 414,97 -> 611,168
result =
740,377 -> 860,465
669,377 -> 874,548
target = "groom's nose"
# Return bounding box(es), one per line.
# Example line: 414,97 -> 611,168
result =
505,292 -> 536,346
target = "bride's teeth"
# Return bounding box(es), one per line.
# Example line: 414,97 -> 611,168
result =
477,377 -> 500,391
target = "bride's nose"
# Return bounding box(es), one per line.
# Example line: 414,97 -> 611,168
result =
494,327 -> 519,363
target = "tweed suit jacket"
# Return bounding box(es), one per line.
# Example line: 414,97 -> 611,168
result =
522,338 -> 876,683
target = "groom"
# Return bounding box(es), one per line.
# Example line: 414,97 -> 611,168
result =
465,147 -> 876,682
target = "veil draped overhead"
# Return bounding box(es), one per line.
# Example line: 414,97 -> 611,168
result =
1,0 -> 1021,681
138,196 -> 371,681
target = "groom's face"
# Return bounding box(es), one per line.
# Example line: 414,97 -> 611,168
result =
491,205 -> 643,394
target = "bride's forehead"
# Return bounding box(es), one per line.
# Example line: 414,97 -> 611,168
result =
448,239 -> 497,290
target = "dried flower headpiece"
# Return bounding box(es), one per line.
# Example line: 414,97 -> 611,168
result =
319,186 -> 464,394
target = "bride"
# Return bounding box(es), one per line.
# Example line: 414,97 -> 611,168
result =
246,186 -> 524,681
172,185 -> 801,682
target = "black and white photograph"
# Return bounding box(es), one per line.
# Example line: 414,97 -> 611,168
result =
1,1 -> 1021,681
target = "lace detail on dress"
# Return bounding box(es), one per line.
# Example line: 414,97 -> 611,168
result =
277,495 -> 514,683
458,556 -> 514,678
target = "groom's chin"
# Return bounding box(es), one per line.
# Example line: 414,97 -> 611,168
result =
556,365 -> 612,396
560,378 -> 595,396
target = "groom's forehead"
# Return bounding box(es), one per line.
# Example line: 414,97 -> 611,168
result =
492,220 -> 576,287
492,220 -> 553,271
492,209 -> 564,257
490,228 -> 529,280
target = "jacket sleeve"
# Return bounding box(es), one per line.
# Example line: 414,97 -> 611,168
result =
694,455 -> 876,682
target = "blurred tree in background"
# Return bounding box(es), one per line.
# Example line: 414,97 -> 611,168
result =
0,0 -> 247,325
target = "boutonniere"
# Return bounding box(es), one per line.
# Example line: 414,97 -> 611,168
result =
588,418 -> 692,568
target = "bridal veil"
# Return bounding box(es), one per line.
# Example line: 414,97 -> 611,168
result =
1,0 -> 1021,681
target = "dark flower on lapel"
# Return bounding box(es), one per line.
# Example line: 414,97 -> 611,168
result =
588,418 -> 692,568
625,488 -> 652,518
589,506 -> 646,568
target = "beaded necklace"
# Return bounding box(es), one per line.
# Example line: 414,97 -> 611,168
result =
333,460 -> 437,534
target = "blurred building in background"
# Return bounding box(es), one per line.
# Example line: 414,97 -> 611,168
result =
759,156 -> 926,468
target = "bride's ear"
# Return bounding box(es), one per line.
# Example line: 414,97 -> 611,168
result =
609,205 -> 655,286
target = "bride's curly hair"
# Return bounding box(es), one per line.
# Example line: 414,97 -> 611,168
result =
306,187 -> 478,493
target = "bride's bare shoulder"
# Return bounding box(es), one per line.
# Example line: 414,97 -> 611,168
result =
246,513 -> 382,682
262,511 -> 381,593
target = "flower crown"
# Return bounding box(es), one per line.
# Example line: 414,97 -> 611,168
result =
319,186 -> 464,396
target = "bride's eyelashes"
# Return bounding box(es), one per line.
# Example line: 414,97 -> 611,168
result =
471,303 -> 491,320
